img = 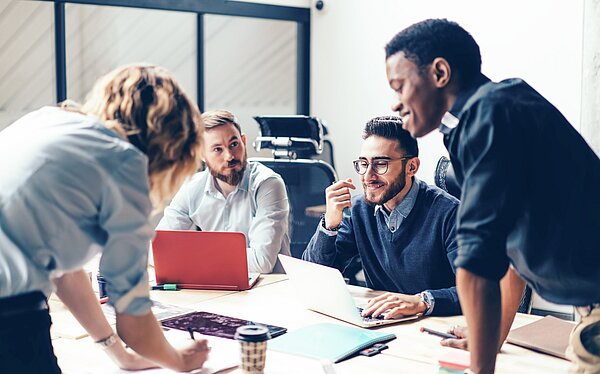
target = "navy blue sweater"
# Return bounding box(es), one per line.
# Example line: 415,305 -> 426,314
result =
303,180 -> 461,316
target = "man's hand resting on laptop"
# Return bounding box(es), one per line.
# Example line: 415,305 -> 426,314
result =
361,292 -> 427,319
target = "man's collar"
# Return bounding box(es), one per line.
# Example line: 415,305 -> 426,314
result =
374,177 -> 420,218
439,112 -> 460,135
439,73 -> 491,135
204,172 -> 217,195
204,163 -> 251,196
238,164 -> 251,192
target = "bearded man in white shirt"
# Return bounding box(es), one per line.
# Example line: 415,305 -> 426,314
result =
157,110 -> 291,273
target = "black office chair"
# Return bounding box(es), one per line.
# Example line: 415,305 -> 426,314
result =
434,156 -> 461,199
518,287 -> 533,314
311,121 -> 335,169
252,115 -> 325,160
434,155 -> 533,314
250,115 -> 338,259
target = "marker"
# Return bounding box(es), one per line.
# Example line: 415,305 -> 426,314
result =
187,327 -> 195,340
420,326 -> 457,339
151,284 -> 179,291
99,296 -> 109,304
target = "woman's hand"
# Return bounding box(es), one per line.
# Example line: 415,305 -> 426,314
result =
175,339 -> 211,372
106,340 -> 159,371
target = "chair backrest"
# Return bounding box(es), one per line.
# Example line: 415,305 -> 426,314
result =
434,156 -> 461,199
251,115 -> 337,258
249,158 -> 337,258
253,115 -> 325,160
518,286 -> 533,314
312,138 -> 335,170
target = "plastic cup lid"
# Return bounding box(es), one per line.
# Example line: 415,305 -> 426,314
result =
234,325 -> 271,342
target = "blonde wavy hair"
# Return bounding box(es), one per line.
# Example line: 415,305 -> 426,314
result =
74,64 -> 203,208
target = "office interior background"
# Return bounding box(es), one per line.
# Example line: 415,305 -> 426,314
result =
1,0 -> 599,318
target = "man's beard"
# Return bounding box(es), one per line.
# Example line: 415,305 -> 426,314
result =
364,168 -> 407,206
210,158 -> 247,186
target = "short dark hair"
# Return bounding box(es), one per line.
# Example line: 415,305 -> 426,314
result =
385,19 -> 482,87
363,116 -> 418,157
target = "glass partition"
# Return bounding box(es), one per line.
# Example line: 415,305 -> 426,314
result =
204,14 -> 297,157
0,1 -> 55,130
65,4 -> 197,104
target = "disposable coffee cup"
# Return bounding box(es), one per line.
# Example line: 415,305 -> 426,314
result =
234,325 -> 271,374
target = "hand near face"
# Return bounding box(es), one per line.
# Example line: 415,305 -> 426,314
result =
324,178 -> 355,229
361,292 -> 427,319
440,325 -> 469,350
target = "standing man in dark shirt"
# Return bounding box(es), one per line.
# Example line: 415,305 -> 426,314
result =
384,18 -> 600,373
303,116 -> 461,317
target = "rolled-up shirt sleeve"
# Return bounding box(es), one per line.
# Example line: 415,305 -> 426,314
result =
98,150 -> 154,315
453,99 -> 521,281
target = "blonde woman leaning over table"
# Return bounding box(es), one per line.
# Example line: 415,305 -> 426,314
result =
0,64 -> 210,373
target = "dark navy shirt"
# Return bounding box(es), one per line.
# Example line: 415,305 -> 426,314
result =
302,180 -> 461,316
442,74 -> 600,306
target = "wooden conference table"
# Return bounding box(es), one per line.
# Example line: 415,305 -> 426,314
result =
50,274 -> 572,373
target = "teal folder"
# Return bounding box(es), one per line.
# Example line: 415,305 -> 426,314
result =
268,323 -> 396,363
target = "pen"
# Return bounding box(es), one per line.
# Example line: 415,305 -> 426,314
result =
187,327 -> 195,340
151,284 -> 179,291
420,326 -> 457,339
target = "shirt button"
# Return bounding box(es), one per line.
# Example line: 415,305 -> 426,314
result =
391,226 -> 395,231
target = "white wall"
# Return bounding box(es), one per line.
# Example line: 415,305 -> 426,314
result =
310,0 -> 585,315
311,0 -> 584,189
581,0 -> 600,155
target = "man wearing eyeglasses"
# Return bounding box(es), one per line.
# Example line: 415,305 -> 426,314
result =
303,116 -> 461,318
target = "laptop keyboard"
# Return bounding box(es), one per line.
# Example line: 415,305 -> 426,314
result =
357,307 -> 385,322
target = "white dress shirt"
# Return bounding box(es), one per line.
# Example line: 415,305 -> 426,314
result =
157,162 -> 290,273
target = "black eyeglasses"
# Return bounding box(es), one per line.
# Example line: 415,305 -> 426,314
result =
352,156 -> 414,175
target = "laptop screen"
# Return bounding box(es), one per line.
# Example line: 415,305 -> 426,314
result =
152,230 -> 251,290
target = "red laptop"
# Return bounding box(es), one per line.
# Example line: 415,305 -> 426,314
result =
151,230 -> 260,291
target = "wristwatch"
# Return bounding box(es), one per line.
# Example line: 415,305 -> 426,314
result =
320,213 -> 341,231
95,333 -> 118,349
418,291 -> 434,315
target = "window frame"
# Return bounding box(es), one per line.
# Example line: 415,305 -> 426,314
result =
45,0 -> 310,114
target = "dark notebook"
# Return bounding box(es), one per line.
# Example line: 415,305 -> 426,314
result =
160,311 -> 287,340
506,315 -> 575,360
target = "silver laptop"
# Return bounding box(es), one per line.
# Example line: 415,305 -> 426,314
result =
278,255 -> 419,328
